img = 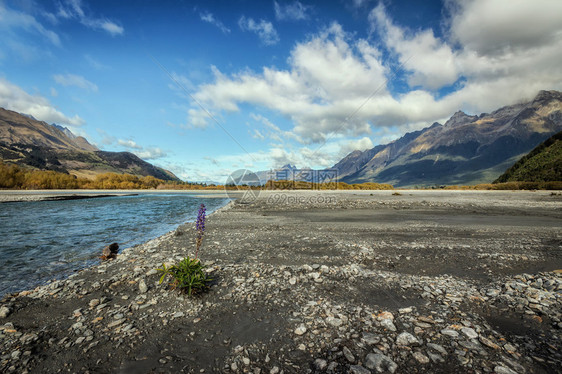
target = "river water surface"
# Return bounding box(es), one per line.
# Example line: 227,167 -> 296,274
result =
0,193 -> 229,297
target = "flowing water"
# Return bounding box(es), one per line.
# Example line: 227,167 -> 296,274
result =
0,193 -> 230,297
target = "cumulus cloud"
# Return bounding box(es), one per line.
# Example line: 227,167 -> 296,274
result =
186,1 -> 562,158
448,0 -> 562,56
238,16 -> 280,45
200,12 -> 230,34
0,77 -> 84,126
339,137 -> 374,155
274,1 -> 310,21
53,73 -> 98,92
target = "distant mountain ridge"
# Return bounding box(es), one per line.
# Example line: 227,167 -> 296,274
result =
0,108 -> 180,181
332,90 -> 562,187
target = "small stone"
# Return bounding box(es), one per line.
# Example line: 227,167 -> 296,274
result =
494,366 -> 518,374
139,279 -> 148,293
503,343 -> 517,354
243,357 -> 250,365
461,327 -> 478,339
11,350 -> 21,360
231,362 -> 238,371
88,299 -> 100,308
349,365 -> 370,374
364,353 -> 398,373
75,337 -> 85,345
396,332 -> 419,346
412,351 -> 429,364
172,312 -> 184,319
399,307 -> 413,314
298,344 -> 306,351
326,317 -> 343,327
294,324 -> 307,335
427,343 -> 447,355
314,359 -> 327,370
380,319 -> 396,332
289,277 -> 297,285
107,319 -> 124,328
343,346 -> 355,363
479,336 -> 500,350
0,307 -> 12,318
441,329 -> 459,338
270,366 -> 280,374
427,352 -> 444,363
362,332 -> 380,345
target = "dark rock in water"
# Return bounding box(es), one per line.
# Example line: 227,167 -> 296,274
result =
100,243 -> 119,260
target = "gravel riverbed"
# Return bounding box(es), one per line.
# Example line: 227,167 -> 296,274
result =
1,190 -> 561,373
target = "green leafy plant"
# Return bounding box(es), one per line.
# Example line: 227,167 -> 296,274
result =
157,257 -> 212,296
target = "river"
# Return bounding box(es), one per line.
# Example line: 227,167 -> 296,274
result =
0,192 -> 230,297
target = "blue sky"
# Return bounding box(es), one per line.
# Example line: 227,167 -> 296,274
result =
1,0 -> 562,182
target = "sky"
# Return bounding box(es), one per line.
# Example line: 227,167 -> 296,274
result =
1,0 -> 562,183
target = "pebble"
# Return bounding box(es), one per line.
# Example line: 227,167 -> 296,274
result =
294,324 -> 307,336
349,365 -> 370,374
441,329 -> 460,338
461,327 -> 478,339
396,332 -> 418,346
380,319 -> 396,332
326,317 -> 343,327
314,358 -> 327,370
342,346 -> 355,363
0,307 -> 11,318
364,353 -> 398,373
412,351 -> 429,364
139,279 -> 148,293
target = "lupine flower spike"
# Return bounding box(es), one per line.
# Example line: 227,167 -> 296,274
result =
195,203 -> 206,259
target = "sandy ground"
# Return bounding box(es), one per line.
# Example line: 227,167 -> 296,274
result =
0,190 -> 561,374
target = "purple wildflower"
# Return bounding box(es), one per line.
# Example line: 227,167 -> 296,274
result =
195,204 -> 206,259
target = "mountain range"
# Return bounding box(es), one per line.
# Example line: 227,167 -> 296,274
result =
0,108 -> 180,181
331,90 -> 562,187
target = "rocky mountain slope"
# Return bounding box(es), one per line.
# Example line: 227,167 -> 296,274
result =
0,108 -> 180,181
495,130 -> 562,183
333,90 -> 562,187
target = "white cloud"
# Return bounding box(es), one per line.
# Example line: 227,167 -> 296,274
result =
117,138 -> 167,160
274,1 -> 310,21
370,4 -> 459,90
186,1 -> 562,159
53,73 -> 98,92
117,139 -> 143,150
0,77 -> 84,126
448,0 -> 562,56
200,12 -> 230,34
50,87 -> 58,97
85,54 -> 110,70
238,16 -> 280,45
339,137 -> 373,156
0,3 -> 61,46
56,0 -> 124,36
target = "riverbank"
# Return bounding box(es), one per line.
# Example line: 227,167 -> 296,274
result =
1,190 -> 561,373
0,189 -> 231,203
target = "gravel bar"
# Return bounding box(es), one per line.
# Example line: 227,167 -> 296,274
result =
1,190 -> 561,374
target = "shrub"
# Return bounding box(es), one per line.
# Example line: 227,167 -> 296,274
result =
157,258 -> 212,296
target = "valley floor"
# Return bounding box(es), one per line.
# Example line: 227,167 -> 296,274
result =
1,190 -> 561,373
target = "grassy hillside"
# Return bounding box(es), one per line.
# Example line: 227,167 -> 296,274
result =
494,131 -> 562,183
